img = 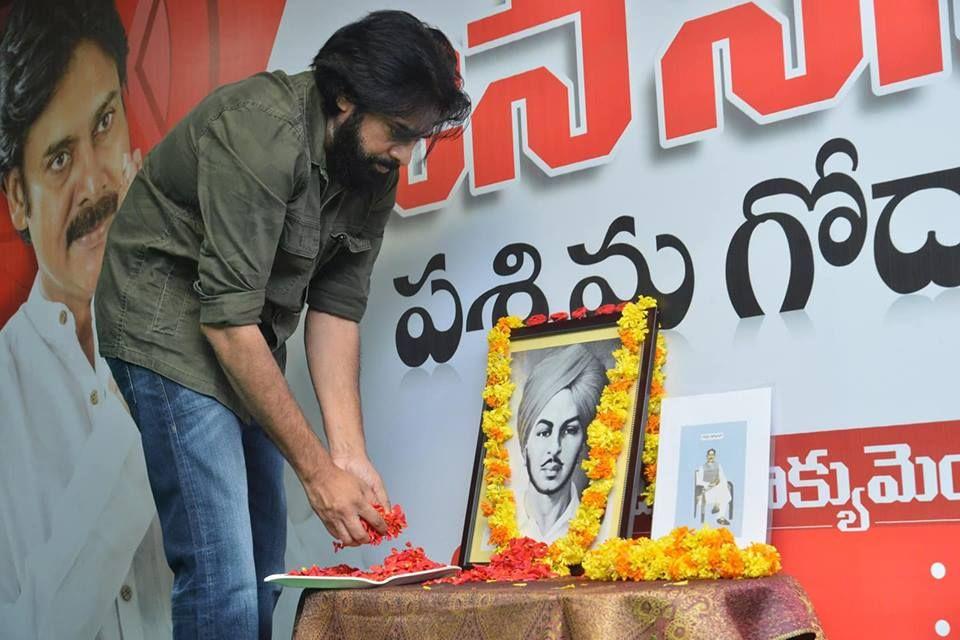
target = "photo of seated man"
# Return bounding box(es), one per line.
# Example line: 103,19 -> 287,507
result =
0,1 -> 171,637
694,448 -> 733,526
515,344 -> 607,543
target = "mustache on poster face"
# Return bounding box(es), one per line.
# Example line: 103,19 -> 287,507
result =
66,191 -> 118,249
540,455 -> 562,469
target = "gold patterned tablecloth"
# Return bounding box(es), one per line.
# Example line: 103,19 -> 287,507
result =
292,574 -> 825,640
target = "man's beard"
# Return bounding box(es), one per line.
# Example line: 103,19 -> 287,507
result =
65,191 -> 118,248
326,110 -> 398,191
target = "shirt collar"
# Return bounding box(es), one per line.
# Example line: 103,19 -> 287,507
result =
23,275 -> 73,345
22,274 -> 110,386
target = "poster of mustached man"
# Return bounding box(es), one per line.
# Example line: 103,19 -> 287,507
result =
0,1 -> 172,638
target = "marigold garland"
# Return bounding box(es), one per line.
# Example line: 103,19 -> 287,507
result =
479,297 -> 667,574
480,316 -> 525,549
581,526 -> 781,581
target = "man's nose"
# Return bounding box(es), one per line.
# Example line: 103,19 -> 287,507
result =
547,432 -> 563,454
74,143 -> 109,204
389,141 -> 417,167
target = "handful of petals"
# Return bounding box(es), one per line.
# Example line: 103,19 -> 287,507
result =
333,503 -> 407,552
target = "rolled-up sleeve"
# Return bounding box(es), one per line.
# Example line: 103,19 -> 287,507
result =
196,108 -> 303,326
306,172 -> 397,322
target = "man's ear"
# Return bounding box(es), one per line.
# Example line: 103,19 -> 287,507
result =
3,167 -> 28,233
336,96 -> 356,116
330,96 -> 357,129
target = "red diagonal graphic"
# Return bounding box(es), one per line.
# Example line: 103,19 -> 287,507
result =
121,0 -> 287,151
0,0 -> 286,328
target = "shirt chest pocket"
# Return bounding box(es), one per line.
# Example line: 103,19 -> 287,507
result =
280,212 -> 322,259
331,231 -> 371,254
267,213 -> 323,309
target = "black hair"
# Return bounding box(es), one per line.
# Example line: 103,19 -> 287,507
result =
311,10 -> 470,139
0,0 -> 128,182
707,448 -> 717,456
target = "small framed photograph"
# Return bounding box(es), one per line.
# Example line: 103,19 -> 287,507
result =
651,388 -> 773,546
459,311 -> 659,566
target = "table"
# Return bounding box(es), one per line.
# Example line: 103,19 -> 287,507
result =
292,574 -> 825,640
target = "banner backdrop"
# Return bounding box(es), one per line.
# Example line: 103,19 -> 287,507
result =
271,1 -> 960,637
1,1 -> 958,638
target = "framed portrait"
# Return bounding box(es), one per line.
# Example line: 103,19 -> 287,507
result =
650,388 -> 773,546
459,310 -> 659,566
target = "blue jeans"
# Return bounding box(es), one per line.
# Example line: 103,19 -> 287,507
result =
108,358 -> 286,639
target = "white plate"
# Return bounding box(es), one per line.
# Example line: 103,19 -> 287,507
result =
264,565 -> 460,590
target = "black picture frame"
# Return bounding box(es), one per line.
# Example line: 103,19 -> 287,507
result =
458,308 -> 659,567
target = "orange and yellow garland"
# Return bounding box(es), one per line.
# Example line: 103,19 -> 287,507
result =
480,297 -> 665,574
582,526 -> 782,581
478,296 -> 780,579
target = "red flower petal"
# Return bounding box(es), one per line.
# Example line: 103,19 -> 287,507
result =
595,304 -> 618,316
425,537 -> 556,585
571,307 -> 589,319
525,314 -> 548,326
549,312 -> 569,322
292,543 -> 444,580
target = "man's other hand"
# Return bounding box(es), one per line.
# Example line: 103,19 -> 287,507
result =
303,463 -> 387,547
332,453 -> 391,511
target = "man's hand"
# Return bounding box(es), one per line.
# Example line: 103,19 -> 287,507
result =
302,463 -> 387,547
332,453 -> 391,510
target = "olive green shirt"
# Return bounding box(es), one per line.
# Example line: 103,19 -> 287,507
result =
95,70 -> 397,422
